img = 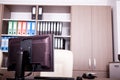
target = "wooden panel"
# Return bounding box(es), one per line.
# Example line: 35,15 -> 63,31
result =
71,6 -> 92,70
73,70 -> 107,78
92,6 -> 113,71
0,4 -> 4,36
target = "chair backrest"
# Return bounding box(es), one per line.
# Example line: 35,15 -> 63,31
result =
0,50 -> 3,68
40,49 -> 73,77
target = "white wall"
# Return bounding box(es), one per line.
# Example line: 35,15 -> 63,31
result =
0,0 -> 112,6
109,0 -> 120,62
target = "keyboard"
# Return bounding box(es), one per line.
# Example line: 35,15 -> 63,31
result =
34,76 -> 75,80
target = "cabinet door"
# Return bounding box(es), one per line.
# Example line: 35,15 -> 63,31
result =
92,6 -> 113,71
71,6 -> 92,71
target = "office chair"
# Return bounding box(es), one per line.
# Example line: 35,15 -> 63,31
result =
40,49 -> 73,77
0,50 -> 3,77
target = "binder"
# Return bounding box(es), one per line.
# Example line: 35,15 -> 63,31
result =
57,38 -> 61,49
17,21 -> 23,35
45,22 -> 48,34
50,22 -> 54,34
38,6 -> 42,20
12,21 -> 17,35
32,6 -> 36,19
1,37 -> 9,51
47,22 -> 51,34
60,38 -> 63,49
42,22 -> 46,34
31,22 -> 36,35
54,38 -> 58,49
22,21 -> 27,35
56,22 -> 60,35
53,22 -> 57,35
1,37 -> 5,51
39,22 -> 43,35
37,22 -> 40,35
26,21 -> 32,36
59,22 -> 63,35
5,37 -> 9,51
8,21 -> 13,35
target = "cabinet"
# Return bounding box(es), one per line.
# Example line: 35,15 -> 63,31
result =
0,4 -> 71,79
71,6 -> 113,78
0,4 -> 71,67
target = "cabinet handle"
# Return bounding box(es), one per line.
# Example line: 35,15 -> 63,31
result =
93,58 -> 96,69
89,58 -> 92,69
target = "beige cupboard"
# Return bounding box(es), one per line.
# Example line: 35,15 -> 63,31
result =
71,6 -> 113,78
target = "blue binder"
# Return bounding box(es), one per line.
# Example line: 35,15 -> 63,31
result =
26,21 -> 32,36
31,21 -> 36,35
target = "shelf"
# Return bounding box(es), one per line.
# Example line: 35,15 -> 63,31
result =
1,34 -> 71,38
3,19 -> 71,22
37,20 -> 71,22
3,19 -> 36,21
1,34 -> 32,37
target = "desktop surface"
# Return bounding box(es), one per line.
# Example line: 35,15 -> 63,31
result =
6,77 -> 75,80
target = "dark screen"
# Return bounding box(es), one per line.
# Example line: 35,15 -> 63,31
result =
7,34 -> 54,72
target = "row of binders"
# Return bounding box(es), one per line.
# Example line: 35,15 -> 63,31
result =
0,36 -> 17,52
0,36 -> 66,52
8,21 -> 36,36
32,6 -> 42,20
38,22 -> 63,35
54,38 -> 65,49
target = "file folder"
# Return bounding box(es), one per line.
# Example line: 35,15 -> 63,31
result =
42,22 -> 46,34
56,22 -> 60,35
47,22 -> 51,34
12,21 -> 17,35
32,6 -> 36,19
5,37 -> 8,51
1,37 -> 5,51
57,38 -> 61,49
8,21 -> 13,35
37,22 -> 40,35
45,22 -> 48,34
26,21 -> 32,36
39,22 -> 43,35
38,6 -> 42,20
22,21 -> 27,35
50,22 -> 54,34
53,22 -> 57,35
59,22 -> 63,35
54,38 -> 58,49
31,22 -> 36,35
17,21 -> 22,35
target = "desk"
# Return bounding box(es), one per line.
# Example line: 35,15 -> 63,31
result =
83,78 -> 120,80
7,77 -> 74,80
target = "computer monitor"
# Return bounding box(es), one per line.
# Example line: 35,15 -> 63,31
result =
7,34 -> 54,80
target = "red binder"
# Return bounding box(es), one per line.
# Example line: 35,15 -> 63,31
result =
17,21 -> 23,35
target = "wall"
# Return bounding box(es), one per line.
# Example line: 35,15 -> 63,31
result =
0,0 -> 112,5
109,0 -> 120,62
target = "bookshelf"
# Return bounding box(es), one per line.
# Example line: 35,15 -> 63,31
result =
0,4 -> 71,68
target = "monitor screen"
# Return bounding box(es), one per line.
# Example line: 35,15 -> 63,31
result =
7,34 -> 54,79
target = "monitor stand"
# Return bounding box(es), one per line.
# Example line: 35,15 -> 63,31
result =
15,51 -> 25,80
